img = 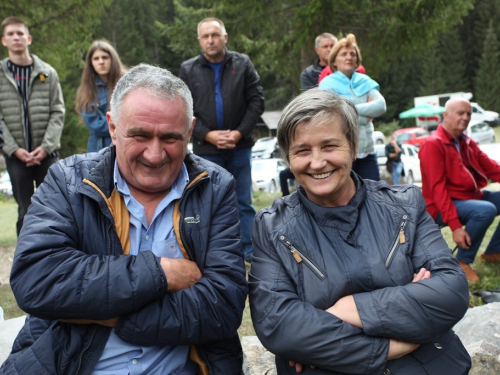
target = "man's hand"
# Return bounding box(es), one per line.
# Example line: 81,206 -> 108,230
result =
29,146 -> 48,166
452,227 -> 471,250
388,339 -> 419,360
13,148 -> 34,165
160,258 -> 202,292
204,130 -> 242,149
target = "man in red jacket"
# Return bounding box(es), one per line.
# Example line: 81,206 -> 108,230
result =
419,98 -> 500,283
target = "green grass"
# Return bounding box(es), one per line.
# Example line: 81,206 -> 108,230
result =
0,200 -> 17,247
0,284 -> 23,320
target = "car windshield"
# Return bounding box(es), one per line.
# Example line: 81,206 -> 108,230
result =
396,133 -> 412,142
252,139 -> 275,152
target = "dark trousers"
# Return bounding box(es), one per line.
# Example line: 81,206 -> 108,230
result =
279,168 -> 295,196
6,155 -> 58,235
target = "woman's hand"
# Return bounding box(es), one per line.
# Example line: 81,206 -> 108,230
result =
326,295 -> 362,328
412,267 -> 431,282
388,339 -> 419,360
289,361 -> 315,373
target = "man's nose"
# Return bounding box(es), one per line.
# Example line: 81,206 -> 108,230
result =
144,140 -> 165,163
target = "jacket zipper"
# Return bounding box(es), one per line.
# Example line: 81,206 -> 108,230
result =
279,236 -> 326,280
385,215 -> 408,268
465,145 -> 487,199
75,325 -> 98,375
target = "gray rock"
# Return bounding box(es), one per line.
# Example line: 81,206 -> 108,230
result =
242,336 -> 277,375
0,315 -> 26,364
454,302 -> 500,374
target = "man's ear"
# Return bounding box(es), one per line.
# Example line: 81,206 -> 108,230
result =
107,112 -> 117,145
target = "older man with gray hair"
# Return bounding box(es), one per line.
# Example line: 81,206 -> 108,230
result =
300,32 -> 338,91
1,64 -> 247,375
419,97 -> 500,284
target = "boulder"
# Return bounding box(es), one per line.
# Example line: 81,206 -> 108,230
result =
0,315 -> 26,364
454,302 -> 500,374
242,336 -> 277,375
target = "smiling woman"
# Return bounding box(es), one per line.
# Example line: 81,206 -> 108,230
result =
249,88 -> 471,375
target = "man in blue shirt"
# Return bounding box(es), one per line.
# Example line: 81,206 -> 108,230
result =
1,64 -> 247,375
180,18 -> 264,261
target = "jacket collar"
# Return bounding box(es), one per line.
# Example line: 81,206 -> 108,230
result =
435,124 -> 470,146
85,147 -> 207,199
1,54 -> 49,86
297,171 -> 365,233
198,48 -> 232,66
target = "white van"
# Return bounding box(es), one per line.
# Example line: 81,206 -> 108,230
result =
413,92 -> 499,129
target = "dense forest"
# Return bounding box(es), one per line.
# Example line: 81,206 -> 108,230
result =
1,0 -> 498,155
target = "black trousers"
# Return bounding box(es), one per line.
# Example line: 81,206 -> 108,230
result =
6,155 -> 58,235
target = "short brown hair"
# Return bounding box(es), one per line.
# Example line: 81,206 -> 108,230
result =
1,16 -> 29,35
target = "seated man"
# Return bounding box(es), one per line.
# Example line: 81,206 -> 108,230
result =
0,64 -> 247,374
419,98 -> 500,283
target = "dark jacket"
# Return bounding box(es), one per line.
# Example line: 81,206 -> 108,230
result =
179,50 -> 264,155
300,59 -> 325,91
1,147 -> 248,375
419,124 -> 500,231
249,174 -> 471,374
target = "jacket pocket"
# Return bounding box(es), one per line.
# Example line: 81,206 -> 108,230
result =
279,235 -> 326,280
385,215 -> 408,269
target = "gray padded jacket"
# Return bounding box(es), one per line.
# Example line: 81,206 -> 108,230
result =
250,174 -> 471,374
0,55 -> 65,156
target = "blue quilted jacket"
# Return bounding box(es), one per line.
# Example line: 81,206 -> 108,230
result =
1,147 -> 247,374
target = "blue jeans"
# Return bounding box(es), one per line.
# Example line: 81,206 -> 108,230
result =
391,161 -> 404,185
199,148 -> 255,260
436,190 -> 500,264
353,153 -> 380,181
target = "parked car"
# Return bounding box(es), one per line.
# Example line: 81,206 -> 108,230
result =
479,143 -> 500,164
375,143 -> 422,185
251,158 -> 287,193
466,120 -> 496,145
393,127 -> 430,148
0,171 -> 13,196
252,137 -> 282,159
471,102 -> 499,127
372,131 -> 385,145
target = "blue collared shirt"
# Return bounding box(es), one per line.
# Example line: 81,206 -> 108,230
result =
92,161 -> 197,375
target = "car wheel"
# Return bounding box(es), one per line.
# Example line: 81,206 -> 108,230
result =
405,171 -> 414,185
269,180 -> 277,193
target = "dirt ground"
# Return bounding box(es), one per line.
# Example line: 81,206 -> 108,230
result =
0,246 -> 15,286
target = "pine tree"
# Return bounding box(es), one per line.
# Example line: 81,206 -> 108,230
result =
418,44 -> 448,96
474,23 -> 500,112
438,28 -> 468,92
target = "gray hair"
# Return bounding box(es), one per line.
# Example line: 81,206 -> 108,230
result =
315,33 -> 338,48
277,88 -> 359,163
110,63 -> 194,127
197,17 -> 227,38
